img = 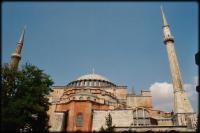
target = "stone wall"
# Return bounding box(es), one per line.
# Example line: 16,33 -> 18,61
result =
157,118 -> 173,126
141,90 -> 151,96
149,109 -> 171,118
92,109 -> 133,131
127,95 -> 152,108
49,112 -> 65,132
115,86 -> 127,100
115,126 -> 195,132
54,101 -> 93,132
49,86 -> 65,103
49,100 -> 111,132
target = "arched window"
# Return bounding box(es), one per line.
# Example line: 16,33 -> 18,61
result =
79,97 -> 83,100
85,81 -> 89,86
133,108 -> 150,126
87,97 -> 90,100
91,81 -> 94,86
94,81 -> 96,86
76,113 -> 83,127
89,81 -> 92,86
84,81 -> 87,86
80,81 -> 83,86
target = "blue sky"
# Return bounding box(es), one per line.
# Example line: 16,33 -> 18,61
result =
2,2 -> 198,111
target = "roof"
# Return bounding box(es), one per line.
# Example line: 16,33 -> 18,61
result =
66,72 -> 116,87
77,73 -> 110,82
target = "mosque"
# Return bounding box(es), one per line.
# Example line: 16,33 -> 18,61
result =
10,8 -> 197,132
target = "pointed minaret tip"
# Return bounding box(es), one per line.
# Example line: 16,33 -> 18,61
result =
160,6 -> 169,26
160,5 -> 164,14
18,25 -> 26,44
160,5 -> 163,11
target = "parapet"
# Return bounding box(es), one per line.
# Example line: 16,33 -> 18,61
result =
141,90 -> 151,97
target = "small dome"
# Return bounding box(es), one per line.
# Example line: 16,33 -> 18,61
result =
77,73 -> 109,82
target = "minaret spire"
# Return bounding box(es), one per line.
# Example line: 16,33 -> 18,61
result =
160,6 -> 169,27
10,26 -> 26,70
161,7 -> 196,128
160,6 -> 174,44
18,25 -> 26,44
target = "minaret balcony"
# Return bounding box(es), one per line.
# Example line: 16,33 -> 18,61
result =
11,53 -> 21,59
164,36 -> 174,44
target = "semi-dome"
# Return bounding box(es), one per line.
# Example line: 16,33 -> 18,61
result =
67,73 -> 116,87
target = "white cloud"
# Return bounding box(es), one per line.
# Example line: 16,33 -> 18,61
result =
184,78 -> 198,112
149,77 -> 198,113
149,82 -> 173,112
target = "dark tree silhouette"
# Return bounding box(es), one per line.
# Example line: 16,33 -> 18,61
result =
1,63 -> 53,132
105,113 -> 115,132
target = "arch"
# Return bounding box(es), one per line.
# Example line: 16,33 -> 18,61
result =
87,97 -> 90,100
89,80 -> 92,86
133,108 -> 150,126
79,97 -> 83,100
93,80 -> 97,86
76,113 -> 83,127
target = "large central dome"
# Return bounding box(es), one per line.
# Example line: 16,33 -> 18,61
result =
77,73 -> 109,82
67,73 -> 116,87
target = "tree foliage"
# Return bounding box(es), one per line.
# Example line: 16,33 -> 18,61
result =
106,113 -> 113,131
105,113 -> 115,132
99,126 -> 105,132
1,63 -> 53,132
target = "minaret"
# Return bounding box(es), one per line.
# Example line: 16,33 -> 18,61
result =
10,26 -> 26,70
161,7 -> 196,128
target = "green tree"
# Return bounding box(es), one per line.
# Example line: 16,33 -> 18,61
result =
99,126 -> 106,133
105,113 -> 115,132
98,113 -> 115,133
1,63 -> 53,132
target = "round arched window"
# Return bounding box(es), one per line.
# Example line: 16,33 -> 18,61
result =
133,108 -> 150,126
76,113 -> 83,127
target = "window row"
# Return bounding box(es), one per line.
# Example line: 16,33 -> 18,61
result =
68,80 -> 115,87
